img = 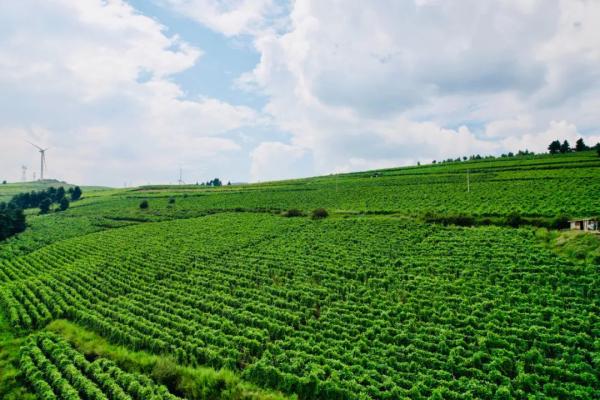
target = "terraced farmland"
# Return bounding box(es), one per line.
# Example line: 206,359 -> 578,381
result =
0,153 -> 599,399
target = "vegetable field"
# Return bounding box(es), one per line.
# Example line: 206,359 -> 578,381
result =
0,153 -> 599,399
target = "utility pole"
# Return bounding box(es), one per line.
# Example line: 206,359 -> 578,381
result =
21,165 -> 27,182
467,169 -> 470,193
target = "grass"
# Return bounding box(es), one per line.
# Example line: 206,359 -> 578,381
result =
0,313 -> 36,400
536,228 -> 600,264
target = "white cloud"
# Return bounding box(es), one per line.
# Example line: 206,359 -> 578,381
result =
0,0 -> 258,185
250,142 -> 310,181
3,0 -> 600,185
158,0 -> 285,36
236,0 -> 600,175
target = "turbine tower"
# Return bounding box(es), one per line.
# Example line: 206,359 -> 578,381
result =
178,167 -> 184,185
27,141 -> 48,181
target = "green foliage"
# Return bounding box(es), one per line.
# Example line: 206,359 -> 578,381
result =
139,200 -> 149,210
0,152 -> 599,399
0,207 -> 26,241
69,186 -> 82,201
282,209 -> 303,217
19,331 -> 183,400
38,198 -> 52,215
548,140 -> 561,154
0,215 -> 598,398
504,212 -> 523,228
311,208 -> 328,219
59,197 -> 70,212
575,138 -> 588,152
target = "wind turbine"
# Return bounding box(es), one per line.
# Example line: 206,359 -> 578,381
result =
27,141 -> 49,181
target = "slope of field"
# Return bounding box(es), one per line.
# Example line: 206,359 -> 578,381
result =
0,152 -> 599,399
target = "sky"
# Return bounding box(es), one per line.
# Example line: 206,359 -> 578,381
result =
1,0 -> 599,186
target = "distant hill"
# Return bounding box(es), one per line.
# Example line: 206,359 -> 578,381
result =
0,180 -> 108,203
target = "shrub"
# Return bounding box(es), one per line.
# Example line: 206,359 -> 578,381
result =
39,198 -> 52,214
59,197 -> 70,211
168,197 -> 176,205
311,208 -> 328,219
283,209 -> 303,217
551,215 -> 570,230
69,186 -> 82,201
505,212 -> 523,228
139,200 -> 149,210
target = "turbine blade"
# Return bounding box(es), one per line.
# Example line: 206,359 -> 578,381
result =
26,140 -> 43,150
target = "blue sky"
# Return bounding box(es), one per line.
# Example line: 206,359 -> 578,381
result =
1,0 -> 599,186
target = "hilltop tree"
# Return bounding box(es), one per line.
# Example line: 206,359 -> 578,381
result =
559,140 -> 570,153
39,198 -> 52,214
548,140 -> 561,154
54,187 -> 66,202
0,207 -> 25,240
69,186 -> 82,201
575,138 -> 588,152
59,197 -> 70,211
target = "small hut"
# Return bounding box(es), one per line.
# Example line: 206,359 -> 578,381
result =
569,218 -> 599,232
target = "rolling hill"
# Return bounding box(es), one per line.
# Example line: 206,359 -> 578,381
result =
0,152 -> 599,399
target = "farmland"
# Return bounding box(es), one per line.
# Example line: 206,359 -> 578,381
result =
0,152 -> 599,399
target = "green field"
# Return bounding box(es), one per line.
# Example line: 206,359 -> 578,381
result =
0,152 -> 599,399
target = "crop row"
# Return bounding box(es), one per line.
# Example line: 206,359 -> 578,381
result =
21,331 -> 181,400
1,214 -> 599,399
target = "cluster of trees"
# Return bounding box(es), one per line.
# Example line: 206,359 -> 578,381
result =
548,138 -> 600,155
8,186 -> 81,214
0,205 -> 25,240
432,149 -> 535,164
0,186 -> 83,241
430,137 -> 599,165
199,178 -> 226,187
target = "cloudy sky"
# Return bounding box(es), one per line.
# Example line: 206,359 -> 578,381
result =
1,0 -> 599,186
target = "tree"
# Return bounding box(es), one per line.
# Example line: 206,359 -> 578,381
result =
2,180 -> 6,184
54,187 -> 66,202
548,140 -> 561,154
559,140 -> 570,153
575,138 -> 588,152
0,208 -> 25,240
39,198 -> 52,214
59,197 -> 70,211
311,208 -> 328,219
139,200 -> 149,209
70,186 -> 82,201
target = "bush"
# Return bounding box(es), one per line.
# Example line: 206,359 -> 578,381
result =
139,200 -> 149,210
311,208 -> 328,219
168,197 -> 176,205
283,209 -> 303,217
39,198 -> 52,214
505,212 -> 523,228
59,197 -> 70,211
551,215 -> 570,230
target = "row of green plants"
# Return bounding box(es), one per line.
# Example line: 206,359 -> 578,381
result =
1,214 -> 597,399
20,331 -> 181,400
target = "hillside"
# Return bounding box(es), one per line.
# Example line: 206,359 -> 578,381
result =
0,152 -> 599,399
0,180 -> 109,204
